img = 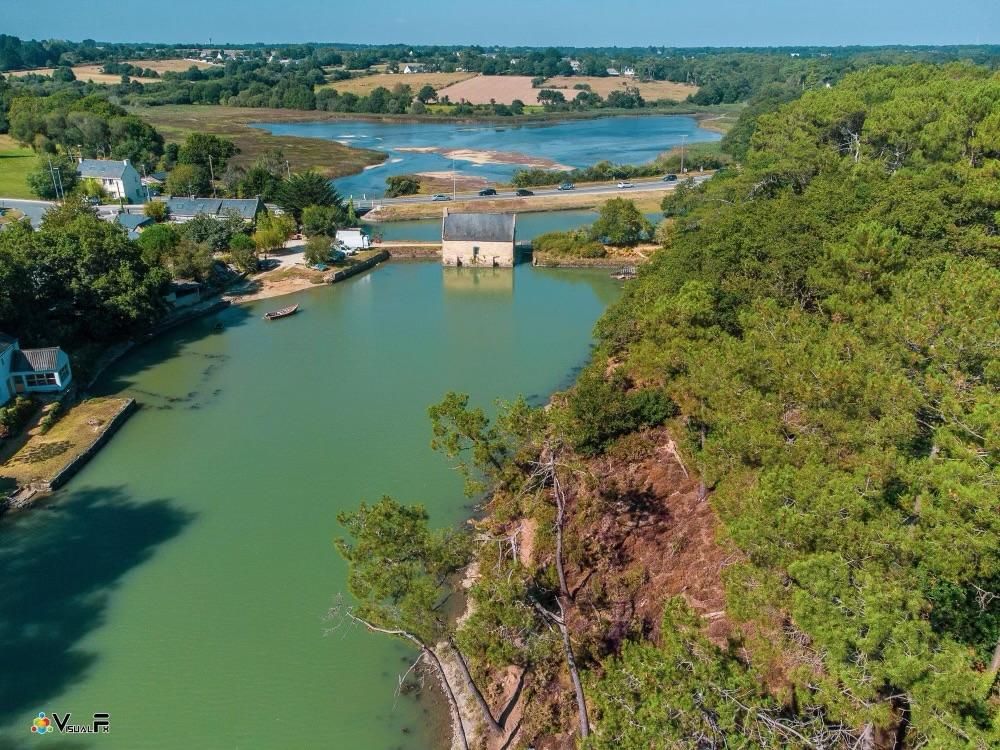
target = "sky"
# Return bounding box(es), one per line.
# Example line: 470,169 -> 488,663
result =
7,0 -> 1000,47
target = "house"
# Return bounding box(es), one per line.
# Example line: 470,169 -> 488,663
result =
164,197 -> 264,224
0,333 -> 73,406
402,64 -> 426,74
335,228 -> 371,251
77,159 -> 145,204
441,210 -> 516,268
606,67 -> 620,77
115,212 -> 155,239
164,280 -> 203,309
568,59 -> 582,72
622,66 -> 636,78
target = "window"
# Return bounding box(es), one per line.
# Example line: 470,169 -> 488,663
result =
58,364 -> 70,383
25,372 -> 57,387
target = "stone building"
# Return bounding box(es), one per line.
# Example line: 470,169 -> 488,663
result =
441,210 -> 516,267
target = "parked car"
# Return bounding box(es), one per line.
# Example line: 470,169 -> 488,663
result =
515,188 -> 534,197
663,173 -> 678,182
432,194 -> 451,201
617,181 -> 634,189
478,187 -> 498,196
558,182 -> 575,191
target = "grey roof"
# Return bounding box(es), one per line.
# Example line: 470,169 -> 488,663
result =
165,197 -> 263,220
0,333 -> 16,352
116,213 -> 154,231
77,159 -> 131,180
11,348 -> 62,373
442,212 -> 516,243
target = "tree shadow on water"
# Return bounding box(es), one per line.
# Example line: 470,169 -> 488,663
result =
0,486 -> 194,726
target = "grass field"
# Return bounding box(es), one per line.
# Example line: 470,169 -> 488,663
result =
542,76 -> 697,101
134,105 -> 386,178
320,72 -> 477,95
0,134 -> 36,199
7,58 -> 215,85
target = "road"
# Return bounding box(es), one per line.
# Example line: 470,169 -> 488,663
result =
366,173 -> 713,207
0,198 -> 55,228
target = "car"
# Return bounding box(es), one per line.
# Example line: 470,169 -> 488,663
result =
432,194 -> 451,201
478,188 -> 498,196
617,181 -> 634,189
515,188 -> 534,197
558,182 -> 576,191
663,173 -> 678,182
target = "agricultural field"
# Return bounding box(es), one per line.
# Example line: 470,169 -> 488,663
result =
6,58 -> 215,85
436,75 -> 540,104
319,71 -> 476,95
541,76 -> 697,101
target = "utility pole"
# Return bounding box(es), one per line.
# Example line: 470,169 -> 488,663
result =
142,164 -> 151,202
285,160 -> 291,179
54,167 -> 65,202
452,157 -> 456,199
680,134 -> 688,174
208,155 -> 216,197
47,158 -> 60,200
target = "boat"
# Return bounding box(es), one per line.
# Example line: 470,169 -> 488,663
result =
263,304 -> 299,321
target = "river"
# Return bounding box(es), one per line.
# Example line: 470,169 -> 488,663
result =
252,114 -> 720,199
0,263 -> 620,749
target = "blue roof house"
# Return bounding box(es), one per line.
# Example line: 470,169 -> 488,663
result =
0,334 -> 73,406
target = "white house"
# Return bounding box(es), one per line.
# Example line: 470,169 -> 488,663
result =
622,66 -> 636,78
402,64 -> 426,74
335,228 -> 372,251
0,333 -> 73,406
77,159 -> 145,204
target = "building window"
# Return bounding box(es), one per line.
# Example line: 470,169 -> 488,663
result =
25,372 -> 57,387
58,364 -> 70,382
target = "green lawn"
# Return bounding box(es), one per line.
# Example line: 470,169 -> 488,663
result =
0,136 -> 36,199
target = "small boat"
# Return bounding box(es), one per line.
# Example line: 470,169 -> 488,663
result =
263,304 -> 299,321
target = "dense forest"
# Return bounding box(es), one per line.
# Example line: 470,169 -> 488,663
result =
336,63 -> 1000,749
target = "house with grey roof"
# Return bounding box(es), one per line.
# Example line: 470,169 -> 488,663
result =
164,197 -> 264,224
441,210 -> 516,267
77,159 -> 145,204
0,334 -> 73,406
115,212 -> 155,239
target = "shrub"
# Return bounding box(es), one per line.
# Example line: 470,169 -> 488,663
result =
533,231 -> 606,258
38,403 -> 62,435
565,370 -> 676,455
0,396 -> 38,439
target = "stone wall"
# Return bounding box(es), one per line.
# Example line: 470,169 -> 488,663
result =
442,240 -> 515,267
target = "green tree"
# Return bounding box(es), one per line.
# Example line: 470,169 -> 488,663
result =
165,163 -> 210,197
25,154 -> 78,199
143,199 -> 168,222
177,132 -> 238,172
416,84 -> 437,103
136,222 -> 180,267
384,175 -> 420,198
300,204 -> 339,238
589,198 -> 651,246
276,170 -> 342,221
227,233 -> 258,274
303,235 -> 331,265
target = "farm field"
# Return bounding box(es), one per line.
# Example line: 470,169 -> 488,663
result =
7,58 -> 215,85
319,71 -> 476,95
436,75 -> 540,104
542,76 -> 697,100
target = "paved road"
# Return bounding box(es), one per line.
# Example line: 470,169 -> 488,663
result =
0,198 -> 55,228
367,173 -> 713,208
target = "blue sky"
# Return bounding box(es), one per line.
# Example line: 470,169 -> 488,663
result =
7,0 -> 999,46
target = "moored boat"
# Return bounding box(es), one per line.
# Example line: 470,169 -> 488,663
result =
263,304 -> 299,320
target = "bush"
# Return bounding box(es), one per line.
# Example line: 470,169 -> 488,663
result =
385,175 -> 420,198
228,233 -> 258,273
38,402 -> 62,435
144,200 -> 168,222
0,396 -> 38,439
533,231 -> 606,258
565,370 -> 676,455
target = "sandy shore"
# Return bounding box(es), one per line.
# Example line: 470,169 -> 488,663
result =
397,146 -> 573,171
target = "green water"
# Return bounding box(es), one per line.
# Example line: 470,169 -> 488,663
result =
0,263 -> 619,749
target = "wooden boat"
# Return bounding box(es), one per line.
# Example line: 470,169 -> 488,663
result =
263,304 -> 299,321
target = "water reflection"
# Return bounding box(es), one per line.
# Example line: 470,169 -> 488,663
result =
442,267 -> 515,296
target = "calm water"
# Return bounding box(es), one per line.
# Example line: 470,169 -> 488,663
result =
253,115 -> 720,199
0,263 -> 619,749
373,209 -> 662,243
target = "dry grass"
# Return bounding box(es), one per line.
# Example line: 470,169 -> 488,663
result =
7,58 -> 214,86
542,76 -> 698,102
437,75 -> 540,105
134,105 -> 385,178
0,397 -> 131,486
320,72 -> 476,95
368,186 -> 674,221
